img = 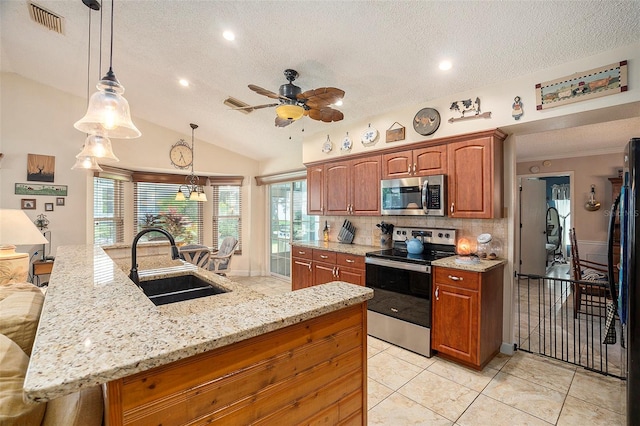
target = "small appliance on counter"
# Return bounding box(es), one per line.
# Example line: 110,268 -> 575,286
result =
365,226 -> 456,356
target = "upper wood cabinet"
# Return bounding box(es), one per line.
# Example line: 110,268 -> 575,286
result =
307,165 -> 324,215
325,155 -> 381,216
447,132 -> 505,219
382,145 -> 447,179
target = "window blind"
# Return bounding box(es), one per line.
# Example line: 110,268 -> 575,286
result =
134,182 -> 203,244
212,185 -> 242,253
93,177 -> 125,245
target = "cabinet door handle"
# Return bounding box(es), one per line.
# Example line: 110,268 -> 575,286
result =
450,202 -> 455,213
345,259 -> 355,263
335,267 -> 340,277
435,286 -> 439,301
307,262 -> 312,271
408,165 -> 412,174
448,275 -> 463,281
320,255 -> 329,259
413,163 -> 417,173
390,307 -> 399,313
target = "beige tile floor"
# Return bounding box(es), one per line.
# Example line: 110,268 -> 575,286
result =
230,275 -> 627,425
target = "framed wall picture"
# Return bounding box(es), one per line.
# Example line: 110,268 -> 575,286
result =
56,197 -> 65,206
44,203 -> 54,212
15,183 -> 68,196
27,154 -> 55,182
535,60 -> 628,110
21,199 -> 36,210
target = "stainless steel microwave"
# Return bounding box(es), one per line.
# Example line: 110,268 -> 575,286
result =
380,175 -> 446,216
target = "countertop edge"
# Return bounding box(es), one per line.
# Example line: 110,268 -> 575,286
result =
431,255 -> 507,272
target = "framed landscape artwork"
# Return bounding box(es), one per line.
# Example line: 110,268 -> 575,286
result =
27,154 -> 55,182
21,199 -> 36,210
15,183 -> 68,196
536,61 -> 628,110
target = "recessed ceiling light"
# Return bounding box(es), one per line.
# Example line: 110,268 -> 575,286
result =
439,60 -> 452,71
334,100 -> 343,107
223,30 -> 235,41
179,79 -> 190,87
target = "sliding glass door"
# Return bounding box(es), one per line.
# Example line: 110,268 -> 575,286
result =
269,180 -> 318,278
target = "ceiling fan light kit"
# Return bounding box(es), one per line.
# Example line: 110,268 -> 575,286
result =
243,69 -> 345,128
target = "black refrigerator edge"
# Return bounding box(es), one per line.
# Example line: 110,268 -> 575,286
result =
623,137 -> 639,425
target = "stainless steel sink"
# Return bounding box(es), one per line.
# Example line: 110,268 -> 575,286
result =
139,274 -> 229,306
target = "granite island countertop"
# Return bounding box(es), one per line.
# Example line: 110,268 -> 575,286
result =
291,240 -> 378,256
24,245 -> 372,403
431,255 -> 507,272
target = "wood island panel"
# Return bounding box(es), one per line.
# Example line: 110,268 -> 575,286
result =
105,303 -> 368,426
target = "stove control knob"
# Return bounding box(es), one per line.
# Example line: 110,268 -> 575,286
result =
438,233 -> 443,238
444,233 -> 450,239
401,230 -> 406,235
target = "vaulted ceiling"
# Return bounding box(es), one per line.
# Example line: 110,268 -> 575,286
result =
1,0 -> 639,161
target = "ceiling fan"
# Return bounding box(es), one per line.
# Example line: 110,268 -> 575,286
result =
236,69 -> 345,127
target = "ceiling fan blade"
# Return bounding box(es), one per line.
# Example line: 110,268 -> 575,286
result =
230,103 -> 278,111
275,116 -> 294,127
307,107 -> 344,123
248,84 -> 286,100
299,87 -> 345,109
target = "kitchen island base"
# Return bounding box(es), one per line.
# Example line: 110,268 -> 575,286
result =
104,303 -> 367,425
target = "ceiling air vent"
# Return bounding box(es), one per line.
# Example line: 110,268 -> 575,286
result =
28,2 -> 64,35
224,97 -> 253,114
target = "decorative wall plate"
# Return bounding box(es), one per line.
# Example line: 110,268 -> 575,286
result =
341,132 -> 353,152
322,135 -> 333,154
361,124 -> 379,145
413,107 -> 441,136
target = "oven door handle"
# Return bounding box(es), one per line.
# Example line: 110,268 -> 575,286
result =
365,256 -> 431,273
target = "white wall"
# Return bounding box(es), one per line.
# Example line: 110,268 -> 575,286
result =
0,73 -> 265,274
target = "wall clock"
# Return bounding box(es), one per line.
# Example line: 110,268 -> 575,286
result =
169,139 -> 193,169
413,107 -> 441,136
361,124 -> 379,145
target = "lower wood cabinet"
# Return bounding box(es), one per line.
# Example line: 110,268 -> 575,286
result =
431,265 -> 504,369
292,245 -> 365,290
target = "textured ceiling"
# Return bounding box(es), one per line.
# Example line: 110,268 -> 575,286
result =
1,0 -> 639,161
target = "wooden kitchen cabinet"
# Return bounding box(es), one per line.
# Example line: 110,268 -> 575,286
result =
431,265 -> 504,369
307,165 -> 324,215
382,145 -> 447,179
291,245 -> 365,290
447,130 -> 505,219
325,155 -> 381,216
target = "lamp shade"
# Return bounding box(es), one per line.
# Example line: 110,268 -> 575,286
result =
71,155 -> 103,171
275,104 -> 304,121
77,134 -> 119,161
0,209 -> 48,284
74,74 -> 141,139
0,210 -> 48,247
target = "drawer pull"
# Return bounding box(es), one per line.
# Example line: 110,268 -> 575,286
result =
345,259 -> 355,263
298,251 -> 306,255
390,307 -> 399,313
320,255 -> 329,259
448,275 -> 463,281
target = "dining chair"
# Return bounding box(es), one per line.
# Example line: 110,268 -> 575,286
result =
179,244 -> 211,269
210,237 -> 238,276
569,228 -> 610,318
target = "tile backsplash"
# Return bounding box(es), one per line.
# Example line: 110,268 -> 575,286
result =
318,216 -> 508,250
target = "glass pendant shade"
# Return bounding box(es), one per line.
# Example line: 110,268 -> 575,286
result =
196,191 -> 207,202
275,104 -> 304,121
175,188 -> 186,201
74,70 -> 141,139
77,134 -> 119,161
71,155 -> 103,171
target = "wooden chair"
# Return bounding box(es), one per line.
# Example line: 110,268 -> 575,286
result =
209,237 -> 238,276
569,228 -> 609,318
179,244 -> 211,269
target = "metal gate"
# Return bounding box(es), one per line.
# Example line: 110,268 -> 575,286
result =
516,273 -> 626,378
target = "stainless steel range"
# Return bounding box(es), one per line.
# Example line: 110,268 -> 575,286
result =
365,227 -> 456,357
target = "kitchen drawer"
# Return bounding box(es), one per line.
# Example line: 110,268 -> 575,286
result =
291,246 -> 313,260
336,253 -> 365,270
434,268 -> 479,291
313,249 -> 337,263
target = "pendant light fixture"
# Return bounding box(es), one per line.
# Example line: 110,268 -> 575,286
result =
175,124 -> 207,202
74,0 -> 140,139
